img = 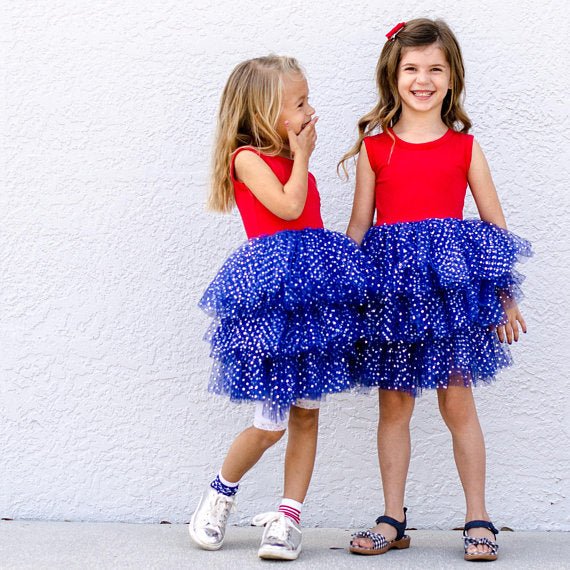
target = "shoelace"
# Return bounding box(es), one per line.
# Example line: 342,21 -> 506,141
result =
205,494 -> 235,528
251,512 -> 290,542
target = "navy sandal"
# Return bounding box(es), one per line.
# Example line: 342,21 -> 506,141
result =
463,520 -> 499,561
349,507 -> 411,555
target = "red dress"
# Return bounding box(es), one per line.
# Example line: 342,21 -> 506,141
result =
231,147 -> 323,238
359,129 -> 532,395
364,128 -> 473,225
200,147 -> 372,420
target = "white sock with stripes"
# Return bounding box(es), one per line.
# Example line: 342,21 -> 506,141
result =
278,498 -> 303,525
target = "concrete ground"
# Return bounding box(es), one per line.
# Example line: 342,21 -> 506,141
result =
0,521 -> 569,569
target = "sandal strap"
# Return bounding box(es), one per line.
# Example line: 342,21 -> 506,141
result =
374,507 -> 407,541
463,519 -> 499,537
351,530 -> 389,551
464,536 -> 499,556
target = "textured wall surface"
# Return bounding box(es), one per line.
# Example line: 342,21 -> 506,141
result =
1,0 -> 569,531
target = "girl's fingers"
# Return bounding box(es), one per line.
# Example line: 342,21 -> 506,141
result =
297,125 -> 317,155
302,117 -> 319,135
497,306 -> 528,343
505,322 -> 513,344
302,119 -> 318,136
496,325 -> 505,343
511,318 -> 519,342
518,312 -> 527,333
305,116 -> 318,128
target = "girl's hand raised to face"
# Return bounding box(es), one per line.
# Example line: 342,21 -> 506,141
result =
285,117 -> 318,159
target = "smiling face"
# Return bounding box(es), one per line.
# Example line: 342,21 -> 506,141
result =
276,72 -> 315,142
397,43 -> 451,118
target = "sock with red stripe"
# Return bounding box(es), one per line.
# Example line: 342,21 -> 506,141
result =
278,498 -> 303,525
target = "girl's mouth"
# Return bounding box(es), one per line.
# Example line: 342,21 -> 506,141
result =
411,90 -> 435,99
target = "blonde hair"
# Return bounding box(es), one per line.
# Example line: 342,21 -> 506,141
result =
339,18 -> 472,176
209,55 -> 304,212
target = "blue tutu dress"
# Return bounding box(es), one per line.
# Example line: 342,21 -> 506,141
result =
358,130 -> 532,394
200,149 -> 373,419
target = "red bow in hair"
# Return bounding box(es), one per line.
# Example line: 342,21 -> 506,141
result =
386,22 -> 406,40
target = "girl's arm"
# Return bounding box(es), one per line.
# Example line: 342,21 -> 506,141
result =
467,140 -> 507,229
468,139 -> 526,343
234,118 -> 318,221
346,143 -> 376,245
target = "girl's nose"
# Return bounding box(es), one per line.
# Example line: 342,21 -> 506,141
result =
308,104 -> 315,116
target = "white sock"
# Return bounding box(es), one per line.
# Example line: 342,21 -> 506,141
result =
218,471 -> 239,487
278,498 -> 303,524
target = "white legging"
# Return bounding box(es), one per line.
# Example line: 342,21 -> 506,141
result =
253,399 -> 321,431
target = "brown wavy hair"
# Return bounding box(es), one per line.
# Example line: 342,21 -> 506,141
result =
339,18 -> 471,176
208,55 -> 303,212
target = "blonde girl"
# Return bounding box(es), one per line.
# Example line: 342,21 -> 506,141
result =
190,55 -> 371,561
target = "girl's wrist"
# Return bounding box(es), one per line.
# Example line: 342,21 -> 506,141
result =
293,150 -> 310,163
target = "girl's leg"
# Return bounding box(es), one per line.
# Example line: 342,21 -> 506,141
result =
254,403 -> 319,561
190,406 -> 286,550
220,416 -> 286,483
437,385 -> 494,554
351,389 -> 415,548
283,404 -> 320,503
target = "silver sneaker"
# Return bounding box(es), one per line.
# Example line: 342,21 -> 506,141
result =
189,487 -> 236,550
252,512 -> 302,560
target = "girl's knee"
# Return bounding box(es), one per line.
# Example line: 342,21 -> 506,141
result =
437,387 -> 478,429
379,390 -> 415,423
251,426 -> 286,447
288,406 -> 319,431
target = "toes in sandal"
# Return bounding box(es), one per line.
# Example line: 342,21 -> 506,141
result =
463,520 -> 499,561
349,507 -> 411,555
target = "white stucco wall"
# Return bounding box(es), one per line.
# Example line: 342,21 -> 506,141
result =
2,0 -> 569,531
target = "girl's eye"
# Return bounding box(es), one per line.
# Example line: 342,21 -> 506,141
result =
404,66 -> 415,72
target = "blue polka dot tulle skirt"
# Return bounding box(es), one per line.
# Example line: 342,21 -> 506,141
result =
199,228 -> 375,419
357,218 -> 532,394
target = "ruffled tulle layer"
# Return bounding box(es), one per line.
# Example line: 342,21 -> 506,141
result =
200,228 -> 374,418
357,326 -> 514,393
358,218 -> 532,394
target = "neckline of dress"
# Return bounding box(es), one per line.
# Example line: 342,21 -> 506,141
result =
388,128 -> 453,148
